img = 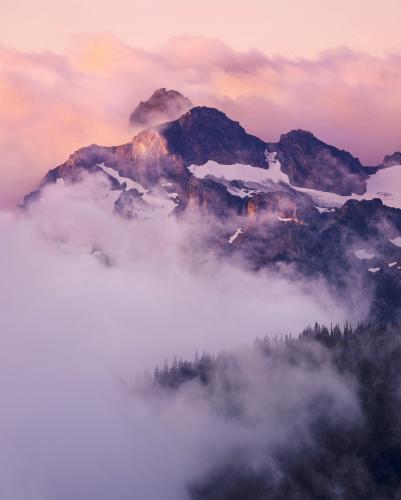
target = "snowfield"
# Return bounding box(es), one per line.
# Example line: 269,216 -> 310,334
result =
188,152 -> 401,211
365,165 -> 401,209
188,160 -> 285,185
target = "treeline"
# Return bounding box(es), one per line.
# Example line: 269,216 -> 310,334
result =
151,322 -> 393,390
146,322 -> 401,499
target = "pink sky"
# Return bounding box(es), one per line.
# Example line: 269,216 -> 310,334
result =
2,0 -> 401,57
1,2 -> 401,206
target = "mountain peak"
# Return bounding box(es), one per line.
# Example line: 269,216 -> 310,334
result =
161,106 -> 266,167
180,105 -> 231,119
380,152 -> 401,169
284,128 -> 316,138
176,106 -> 243,130
129,88 -> 192,128
279,129 -> 320,145
269,128 -> 367,195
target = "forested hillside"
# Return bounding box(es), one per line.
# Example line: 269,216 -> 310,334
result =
143,323 -> 401,500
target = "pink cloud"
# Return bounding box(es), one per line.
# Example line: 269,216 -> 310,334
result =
1,35 -> 401,207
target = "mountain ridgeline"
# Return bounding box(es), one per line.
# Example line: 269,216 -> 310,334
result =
23,91 -> 401,324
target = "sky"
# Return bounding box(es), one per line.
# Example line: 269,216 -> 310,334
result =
2,0 -> 401,57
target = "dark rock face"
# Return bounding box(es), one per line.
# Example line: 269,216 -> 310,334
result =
266,129 -> 368,195
129,88 -> 192,128
217,196 -> 401,322
336,198 -> 401,234
380,152 -> 401,169
161,107 -> 267,168
234,198 -> 401,273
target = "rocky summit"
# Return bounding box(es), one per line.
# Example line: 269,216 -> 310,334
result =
379,151 -> 401,169
129,88 -> 193,128
267,129 -> 367,195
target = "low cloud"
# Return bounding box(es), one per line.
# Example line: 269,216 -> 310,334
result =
0,180 -> 349,499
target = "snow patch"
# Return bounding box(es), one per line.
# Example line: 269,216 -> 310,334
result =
389,262 -> 398,267
265,152 -> 292,184
226,186 -> 259,199
365,164 -> 401,209
354,249 -> 375,260
188,162 -> 273,184
278,217 -> 296,223
97,163 -> 146,193
315,206 -> 335,214
368,267 -> 381,273
228,228 -> 243,244
390,237 -> 401,247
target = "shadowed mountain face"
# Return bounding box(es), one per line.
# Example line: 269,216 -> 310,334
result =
23,104 -> 401,322
267,129 -> 368,195
129,88 -> 193,128
161,107 -> 267,167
